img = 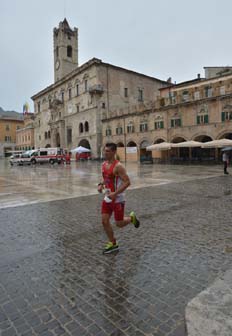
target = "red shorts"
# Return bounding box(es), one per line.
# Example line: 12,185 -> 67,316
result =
101,201 -> 125,221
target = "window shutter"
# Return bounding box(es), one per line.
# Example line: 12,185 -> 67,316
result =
161,121 -> 164,129
221,111 -> 225,121
197,116 -> 200,124
171,119 -> 174,127
204,115 -> 208,123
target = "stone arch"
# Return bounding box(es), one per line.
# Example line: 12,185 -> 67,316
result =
125,141 -> 138,162
140,139 -> 150,149
78,139 -> 91,149
193,134 -> 213,142
217,130 -> 232,140
192,134 -> 214,161
116,142 -> 125,161
171,136 -> 187,143
127,140 -> 137,147
154,137 -> 166,144
140,139 -> 151,160
170,136 -> 188,161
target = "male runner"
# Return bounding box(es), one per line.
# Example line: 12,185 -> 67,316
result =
98,142 -> 140,254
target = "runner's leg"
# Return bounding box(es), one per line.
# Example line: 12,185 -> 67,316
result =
102,213 -> 115,243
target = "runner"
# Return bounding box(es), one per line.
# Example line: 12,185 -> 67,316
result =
98,142 -> 140,254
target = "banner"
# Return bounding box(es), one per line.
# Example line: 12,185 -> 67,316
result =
126,147 -> 137,154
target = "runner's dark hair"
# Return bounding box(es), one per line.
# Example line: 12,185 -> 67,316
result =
105,143 -> 117,152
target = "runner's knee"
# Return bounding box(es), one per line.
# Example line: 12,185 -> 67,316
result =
102,217 -> 110,227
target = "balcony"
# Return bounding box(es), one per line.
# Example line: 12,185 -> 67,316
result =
88,84 -> 104,95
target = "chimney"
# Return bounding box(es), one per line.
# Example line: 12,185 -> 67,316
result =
197,73 -> 201,79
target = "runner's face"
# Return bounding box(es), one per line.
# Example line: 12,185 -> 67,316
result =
104,147 -> 115,161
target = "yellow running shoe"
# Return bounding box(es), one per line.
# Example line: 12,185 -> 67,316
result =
103,241 -> 119,254
130,211 -> 140,228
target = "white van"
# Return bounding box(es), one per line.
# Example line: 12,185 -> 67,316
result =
30,148 -> 64,164
20,150 -> 37,165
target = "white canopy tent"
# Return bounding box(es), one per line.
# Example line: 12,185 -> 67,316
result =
201,139 -> 232,148
71,146 -> 91,153
146,142 -> 172,151
172,140 -> 202,148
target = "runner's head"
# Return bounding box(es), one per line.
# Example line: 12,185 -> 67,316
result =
104,143 -> 117,161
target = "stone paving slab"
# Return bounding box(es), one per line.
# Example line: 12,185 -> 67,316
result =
186,269 -> 232,336
0,176 -> 232,335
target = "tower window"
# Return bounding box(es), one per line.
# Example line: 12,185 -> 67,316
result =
85,80 -> 88,92
67,128 -> 72,144
67,46 -> 72,58
138,89 -> 143,102
85,121 -> 89,132
68,88 -> 72,100
56,46 -> 59,57
124,88 -> 128,97
79,123 -> 84,133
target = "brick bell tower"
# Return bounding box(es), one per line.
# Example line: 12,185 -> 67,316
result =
53,18 -> 78,82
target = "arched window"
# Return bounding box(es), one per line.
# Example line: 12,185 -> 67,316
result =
48,131 -> 51,139
67,46 -> 72,58
79,123 -> 83,133
84,121 -> 89,132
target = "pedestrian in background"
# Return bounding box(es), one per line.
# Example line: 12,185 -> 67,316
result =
222,151 -> 229,174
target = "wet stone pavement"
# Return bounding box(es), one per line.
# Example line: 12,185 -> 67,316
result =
0,174 -> 232,335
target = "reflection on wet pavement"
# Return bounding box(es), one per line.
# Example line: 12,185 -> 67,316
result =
0,158 -> 223,209
0,157 -> 232,335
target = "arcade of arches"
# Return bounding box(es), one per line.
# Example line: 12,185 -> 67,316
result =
113,132 -> 232,162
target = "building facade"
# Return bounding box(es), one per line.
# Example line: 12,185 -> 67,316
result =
16,113 -> 35,151
102,68 -> 232,161
0,116 -> 23,157
31,19 -> 168,158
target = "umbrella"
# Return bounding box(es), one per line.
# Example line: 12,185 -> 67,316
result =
221,146 -> 232,151
146,142 -> 172,151
172,140 -> 202,148
71,146 -> 91,153
201,139 -> 232,148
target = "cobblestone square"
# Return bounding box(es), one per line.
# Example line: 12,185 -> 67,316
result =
0,161 -> 232,335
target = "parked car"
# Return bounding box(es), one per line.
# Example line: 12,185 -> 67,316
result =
9,153 -> 22,166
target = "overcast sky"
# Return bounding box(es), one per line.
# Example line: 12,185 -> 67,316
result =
1,0 -> 231,112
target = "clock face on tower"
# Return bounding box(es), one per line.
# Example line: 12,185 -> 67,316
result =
55,60 -> 60,70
